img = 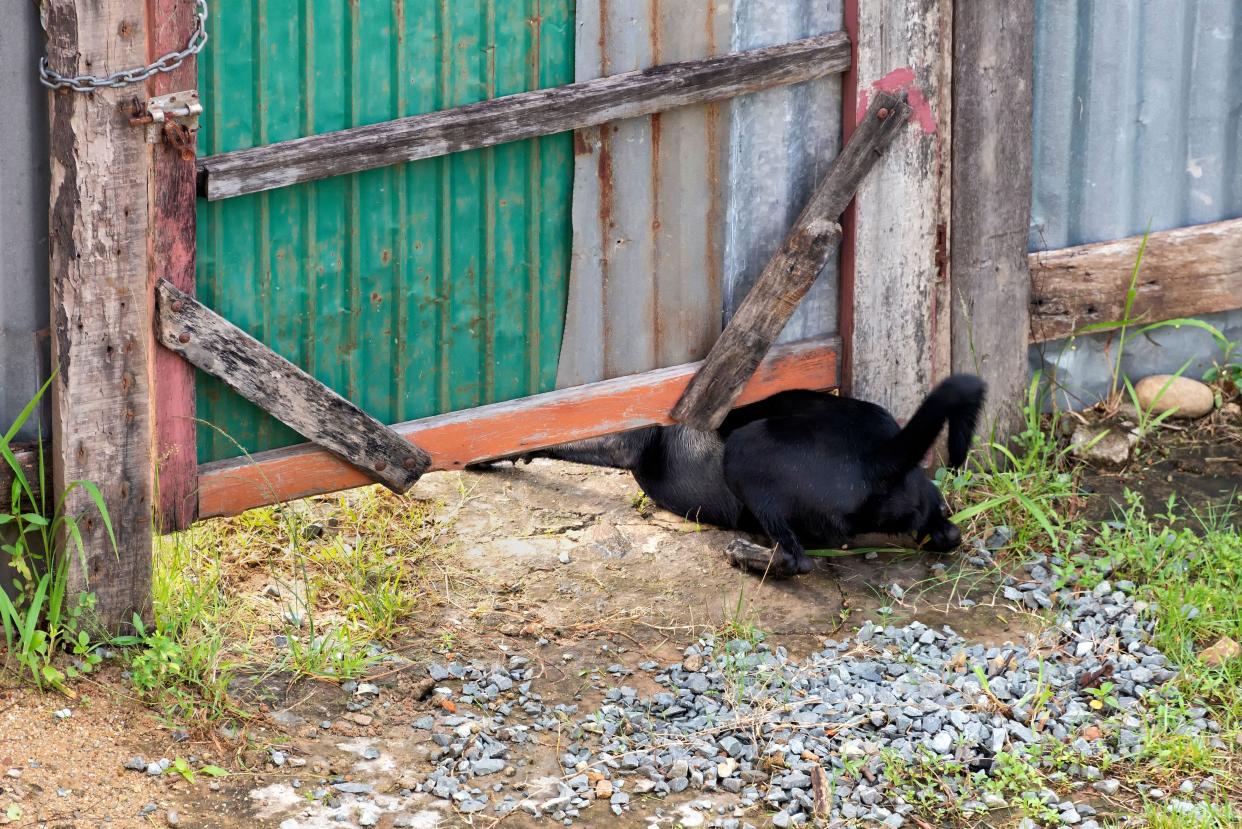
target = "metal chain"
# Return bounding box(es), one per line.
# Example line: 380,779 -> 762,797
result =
39,0 -> 208,92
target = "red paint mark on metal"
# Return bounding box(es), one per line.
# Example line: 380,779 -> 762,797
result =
855,66 -> 936,135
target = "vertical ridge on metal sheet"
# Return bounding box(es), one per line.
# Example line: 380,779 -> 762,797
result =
557,0 -> 733,389
558,0 -> 846,389
196,0 -> 574,463
1030,0 -> 1242,407
0,2 -> 51,443
725,0 -> 844,345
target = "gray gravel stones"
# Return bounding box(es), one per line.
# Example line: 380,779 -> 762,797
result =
405,552 -> 1217,825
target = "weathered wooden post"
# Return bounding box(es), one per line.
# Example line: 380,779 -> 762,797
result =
950,0 -> 1036,439
45,0 -> 155,629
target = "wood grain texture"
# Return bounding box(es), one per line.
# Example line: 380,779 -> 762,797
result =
147,0 -> 199,532
197,33 -> 852,200
850,0 -> 952,418
1030,219 -> 1242,343
672,92 -> 908,430
154,281 -> 430,492
197,338 -> 841,519
950,0 -> 1035,438
46,0 -> 155,630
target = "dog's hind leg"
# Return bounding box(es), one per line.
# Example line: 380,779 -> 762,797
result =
466,428 -> 656,472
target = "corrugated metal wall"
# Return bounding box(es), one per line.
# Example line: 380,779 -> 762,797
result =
556,0 -> 843,388
0,2 -> 49,443
196,0 -> 575,462
1031,0 -> 1242,407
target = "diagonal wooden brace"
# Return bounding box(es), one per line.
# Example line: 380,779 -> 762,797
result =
154,280 -> 431,492
671,90 -> 911,430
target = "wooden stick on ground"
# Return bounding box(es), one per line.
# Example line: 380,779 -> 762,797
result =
155,280 -> 431,492
671,90 -> 910,430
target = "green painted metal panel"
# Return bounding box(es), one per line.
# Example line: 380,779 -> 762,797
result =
196,0 -> 574,462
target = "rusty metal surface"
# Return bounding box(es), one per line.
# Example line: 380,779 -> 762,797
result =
557,0 -> 845,388
726,0 -> 844,345
0,1 -> 50,442
1030,0 -> 1242,407
196,0 -> 575,462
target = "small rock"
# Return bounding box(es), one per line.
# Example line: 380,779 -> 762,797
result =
123,756 -> 146,772
1134,374 -> 1215,419
595,779 -> 613,799
1070,423 -> 1136,467
473,758 -> 506,776
166,810 -> 180,827
1200,636 -> 1240,667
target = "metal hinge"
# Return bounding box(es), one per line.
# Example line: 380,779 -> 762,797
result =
127,90 -> 202,160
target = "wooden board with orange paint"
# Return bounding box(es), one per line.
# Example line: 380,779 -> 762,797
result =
197,338 -> 840,518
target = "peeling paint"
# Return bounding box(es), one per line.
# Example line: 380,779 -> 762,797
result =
857,66 -> 937,134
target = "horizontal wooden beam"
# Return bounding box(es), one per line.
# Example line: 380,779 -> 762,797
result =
197,338 -> 840,519
672,91 -> 908,430
197,32 -> 851,200
156,280 -> 431,493
1030,218 -> 1242,343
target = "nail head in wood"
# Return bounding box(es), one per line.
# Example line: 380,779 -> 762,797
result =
877,107 -> 890,120
170,300 -> 184,312
375,460 -> 388,472
177,332 -> 191,343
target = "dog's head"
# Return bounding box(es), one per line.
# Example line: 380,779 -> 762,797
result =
914,476 -> 961,552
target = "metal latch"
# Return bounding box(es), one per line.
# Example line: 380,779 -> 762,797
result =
127,90 -> 202,159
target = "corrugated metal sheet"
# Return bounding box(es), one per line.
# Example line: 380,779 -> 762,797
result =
0,2 -> 50,443
197,0 -> 575,463
557,0 -> 843,388
726,0 -> 843,344
1030,0 -> 1242,407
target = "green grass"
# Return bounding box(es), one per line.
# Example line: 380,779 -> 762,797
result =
0,376 -> 114,694
115,486 -> 449,726
940,374 -> 1087,561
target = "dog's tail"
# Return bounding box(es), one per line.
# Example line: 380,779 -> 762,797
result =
878,374 -> 985,479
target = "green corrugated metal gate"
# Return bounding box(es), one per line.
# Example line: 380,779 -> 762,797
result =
195,0 -> 575,462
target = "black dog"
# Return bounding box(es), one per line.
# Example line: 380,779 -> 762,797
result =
478,375 -> 985,576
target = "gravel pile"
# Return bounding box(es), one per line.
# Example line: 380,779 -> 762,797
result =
404,550 -> 1227,826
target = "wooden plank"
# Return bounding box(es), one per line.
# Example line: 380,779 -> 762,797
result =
671,92 -> 908,430
1030,219 -> 1242,343
950,0 -> 1035,438
197,338 -> 841,519
849,0 -> 953,417
46,0 -> 155,630
197,33 -> 852,201
146,0 -> 199,532
154,280 -> 431,492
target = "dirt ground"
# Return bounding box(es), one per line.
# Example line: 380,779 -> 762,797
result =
3,424 -> 1240,829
